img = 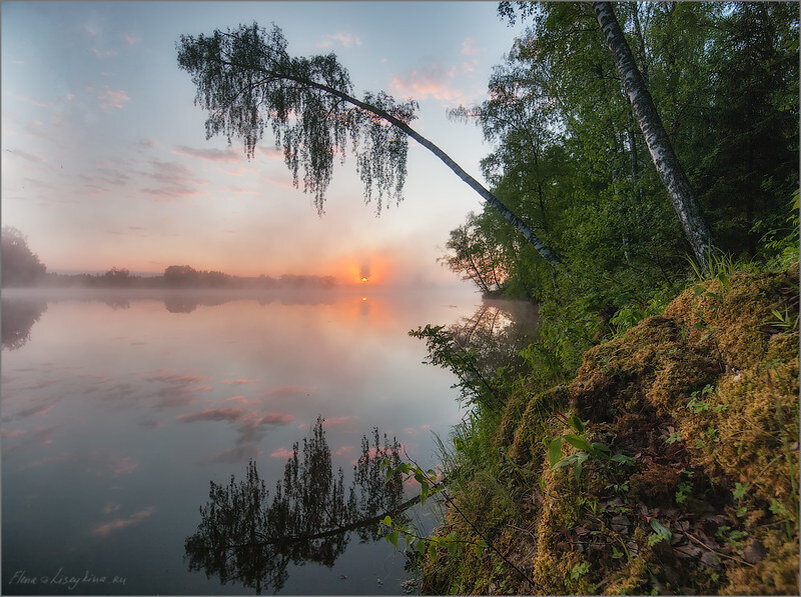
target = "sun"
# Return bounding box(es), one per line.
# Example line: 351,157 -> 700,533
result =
360,276 -> 369,283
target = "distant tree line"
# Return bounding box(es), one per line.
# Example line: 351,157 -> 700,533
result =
0,227 -> 337,290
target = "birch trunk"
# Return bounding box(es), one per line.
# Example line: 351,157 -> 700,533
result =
593,1 -> 715,267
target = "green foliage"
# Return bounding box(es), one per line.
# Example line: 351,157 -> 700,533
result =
177,23 -> 416,213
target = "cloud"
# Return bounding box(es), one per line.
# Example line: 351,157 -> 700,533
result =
461,37 -> 480,56
10,93 -> 56,108
176,407 -> 246,423
173,146 -> 244,163
258,147 -> 284,160
6,148 -> 46,164
91,507 -> 155,537
319,32 -> 363,48
84,24 -> 100,37
389,62 -> 465,103
221,379 -> 260,385
91,47 -> 117,58
97,86 -> 130,109
123,33 -> 141,45
140,160 -> 208,200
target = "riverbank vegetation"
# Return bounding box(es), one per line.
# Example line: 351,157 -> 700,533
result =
413,2 -> 798,594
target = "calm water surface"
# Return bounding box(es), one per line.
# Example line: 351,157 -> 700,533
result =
1,287 -> 535,595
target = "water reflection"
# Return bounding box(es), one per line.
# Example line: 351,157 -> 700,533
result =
1,288 -> 535,594
1,297 -> 47,350
185,417 -> 410,594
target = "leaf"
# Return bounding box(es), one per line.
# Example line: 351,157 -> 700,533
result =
650,519 -> 672,540
563,434 -> 593,453
387,530 -> 399,549
381,515 -> 392,527
733,482 -> 749,500
553,454 -> 576,470
569,413 -> 585,434
547,437 -> 563,467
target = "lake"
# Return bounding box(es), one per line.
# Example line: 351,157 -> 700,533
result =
1,287 -> 537,595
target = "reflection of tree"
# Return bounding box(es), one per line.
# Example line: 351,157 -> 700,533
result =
185,417 -> 415,593
410,300 -> 539,412
1,298 -> 47,350
450,300 -> 539,381
164,297 -> 199,313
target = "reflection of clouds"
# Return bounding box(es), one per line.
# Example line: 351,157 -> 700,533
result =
19,451 -> 72,471
144,370 -> 214,409
269,447 -> 294,460
203,445 -> 263,464
177,407 -> 245,423
91,507 -> 155,537
221,379 -> 259,385
177,406 -> 295,446
322,415 -> 358,430
103,502 -> 121,514
2,425 -> 58,454
264,385 -> 316,399
334,445 -> 354,457
85,452 -> 138,477
12,401 -> 58,419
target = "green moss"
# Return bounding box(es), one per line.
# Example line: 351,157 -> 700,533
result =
421,265 -> 799,595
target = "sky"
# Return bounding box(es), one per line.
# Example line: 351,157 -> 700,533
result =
2,1 -> 527,286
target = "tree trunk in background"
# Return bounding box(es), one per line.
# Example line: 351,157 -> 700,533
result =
593,1 -> 715,267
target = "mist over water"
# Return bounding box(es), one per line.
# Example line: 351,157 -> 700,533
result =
1,286 -> 536,594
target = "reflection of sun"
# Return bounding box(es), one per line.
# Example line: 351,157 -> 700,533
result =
361,277 -> 368,283
361,297 -> 368,301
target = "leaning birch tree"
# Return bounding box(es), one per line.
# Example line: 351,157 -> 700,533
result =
176,23 -> 561,269
592,2 -> 716,266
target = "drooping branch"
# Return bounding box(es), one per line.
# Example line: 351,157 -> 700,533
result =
177,24 -> 562,270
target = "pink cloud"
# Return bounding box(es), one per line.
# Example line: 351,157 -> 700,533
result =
259,413 -> 294,425
221,379 -> 260,385
98,86 -> 129,109
91,507 -> 155,537
389,63 -> 464,102
258,147 -> 284,160
84,24 -> 100,36
123,33 -> 141,45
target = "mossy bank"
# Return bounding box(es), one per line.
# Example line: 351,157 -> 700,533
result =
420,265 -> 799,595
